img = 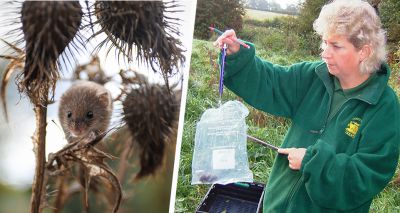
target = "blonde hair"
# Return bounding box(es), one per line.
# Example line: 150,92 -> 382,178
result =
313,0 -> 386,74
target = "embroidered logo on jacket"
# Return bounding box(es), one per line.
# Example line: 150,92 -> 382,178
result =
345,117 -> 361,138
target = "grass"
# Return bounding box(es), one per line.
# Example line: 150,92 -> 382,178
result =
175,18 -> 400,212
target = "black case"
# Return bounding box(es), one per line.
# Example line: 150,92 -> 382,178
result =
196,182 -> 265,213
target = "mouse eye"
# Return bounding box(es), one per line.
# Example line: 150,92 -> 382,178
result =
67,111 -> 72,118
86,111 -> 93,119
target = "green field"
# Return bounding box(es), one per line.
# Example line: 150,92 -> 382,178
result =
245,8 -> 290,20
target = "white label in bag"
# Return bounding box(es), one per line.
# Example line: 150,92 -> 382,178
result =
212,149 -> 235,170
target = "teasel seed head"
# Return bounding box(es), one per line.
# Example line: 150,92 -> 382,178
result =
92,1 -> 186,89
122,82 -> 179,178
19,1 -> 82,104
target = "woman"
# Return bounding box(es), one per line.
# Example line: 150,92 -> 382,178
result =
214,0 -> 399,212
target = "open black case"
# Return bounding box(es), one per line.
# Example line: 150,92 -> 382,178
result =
196,182 -> 265,213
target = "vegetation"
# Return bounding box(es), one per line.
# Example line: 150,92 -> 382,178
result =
175,8 -> 400,213
379,0 -> 400,44
194,0 -> 245,39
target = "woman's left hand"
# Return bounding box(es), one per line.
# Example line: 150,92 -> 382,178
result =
278,148 -> 307,170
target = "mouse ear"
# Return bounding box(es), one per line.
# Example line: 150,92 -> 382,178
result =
98,92 -> 111,107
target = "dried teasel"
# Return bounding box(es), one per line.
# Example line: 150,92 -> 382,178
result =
72,55 -> 111,85
0,39 -> 25,121
91,1 -> 186,88
46,138 -> 122,213
19,1 -> 83,103
122,81 -> 179,178
0,3 -> 84,211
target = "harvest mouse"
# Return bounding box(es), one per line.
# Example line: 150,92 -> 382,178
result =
58,81 -> 112,143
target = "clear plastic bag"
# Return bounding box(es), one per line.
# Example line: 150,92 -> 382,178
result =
191,100 -> 253,184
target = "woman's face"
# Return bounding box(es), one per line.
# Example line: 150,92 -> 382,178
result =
321,34 -> 362,78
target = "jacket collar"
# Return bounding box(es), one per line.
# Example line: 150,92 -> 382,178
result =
315,61 -> 390,105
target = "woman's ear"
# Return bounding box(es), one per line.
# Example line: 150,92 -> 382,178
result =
359,44 -> 372,62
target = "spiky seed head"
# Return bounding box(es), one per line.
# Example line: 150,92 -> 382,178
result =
93,1 -> 185,88
122,83 -> 179,178
20,1 -> 82,104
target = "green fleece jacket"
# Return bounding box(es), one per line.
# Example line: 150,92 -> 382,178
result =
222,43 -> 400,212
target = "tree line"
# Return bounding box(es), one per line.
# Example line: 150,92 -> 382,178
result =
194,0 -> 400,51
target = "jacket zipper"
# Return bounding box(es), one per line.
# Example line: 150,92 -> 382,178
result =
325,97 -> 371,126
309,92 -> 332,134
282,175 -> 303,212
310,96 -> 372,135
290,76 -> 374,210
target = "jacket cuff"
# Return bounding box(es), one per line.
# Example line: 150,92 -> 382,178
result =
225,42 -> 254,60
300,146 -> 314,173
220,42 -> 256,78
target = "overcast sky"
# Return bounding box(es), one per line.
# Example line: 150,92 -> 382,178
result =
270,0 -> 304,9
279,0 -> 303,6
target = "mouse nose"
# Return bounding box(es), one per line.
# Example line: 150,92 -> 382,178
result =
71,121 -> 86,137
70,128 -> 83,137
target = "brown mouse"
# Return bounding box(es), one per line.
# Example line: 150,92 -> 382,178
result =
58,81 -> 112,143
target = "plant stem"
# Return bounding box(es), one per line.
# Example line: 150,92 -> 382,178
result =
117,137 -> 132,181
29,102 -> 48,213
53,175 -> 66,213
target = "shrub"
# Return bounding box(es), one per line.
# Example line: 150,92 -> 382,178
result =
194,0 -> 245,39
379,0 -> 400,44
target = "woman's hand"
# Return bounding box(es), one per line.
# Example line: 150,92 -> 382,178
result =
213,29 -> 241,55
278,148 -> 307,170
